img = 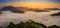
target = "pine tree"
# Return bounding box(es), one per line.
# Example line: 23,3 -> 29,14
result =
48,25 -> 60,28
16,22 -> 25,28
7,22 -> 16,28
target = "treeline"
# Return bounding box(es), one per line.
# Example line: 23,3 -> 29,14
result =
6,20 -> 60,28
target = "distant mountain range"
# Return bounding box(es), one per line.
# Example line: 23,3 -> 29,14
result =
51,12 -> 60,16
0,6 -> 60,13
46,8 -> 60,10
0,11 -> 2,14
0,6 -> 25,13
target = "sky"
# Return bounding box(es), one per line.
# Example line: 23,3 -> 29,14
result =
0,0 -> 60,8
0,0 -> 60,3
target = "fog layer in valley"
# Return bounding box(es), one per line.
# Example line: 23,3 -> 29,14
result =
0,10 -> 60,27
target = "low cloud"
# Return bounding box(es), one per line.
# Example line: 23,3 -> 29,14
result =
0,10 -> 60,27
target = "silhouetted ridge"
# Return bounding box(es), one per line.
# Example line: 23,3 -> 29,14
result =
51,12 -> 60,16
2,6 -> 14,11
11,7 -> 25,13
0,11 -> 2,14
51,8 -> 60,10
35,10 -> 50,12
1,6 -> 25,13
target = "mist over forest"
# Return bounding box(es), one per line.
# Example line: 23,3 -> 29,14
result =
0,6 -> 60,28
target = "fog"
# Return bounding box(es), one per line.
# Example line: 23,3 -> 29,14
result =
0,10 -> 60,27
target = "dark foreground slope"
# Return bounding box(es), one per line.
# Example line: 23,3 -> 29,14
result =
6,20 -> 60,28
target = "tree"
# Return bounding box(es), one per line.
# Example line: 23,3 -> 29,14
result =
16,22 -> 24,28
7,22 -> 16,28
7,20 -> 47,28
23,20 -> 47,28
48,25 -> 60,28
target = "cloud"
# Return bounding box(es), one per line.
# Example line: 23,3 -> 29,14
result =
0,10 -> 60,27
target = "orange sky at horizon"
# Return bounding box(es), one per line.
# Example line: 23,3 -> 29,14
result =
0,2 -> 60,9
